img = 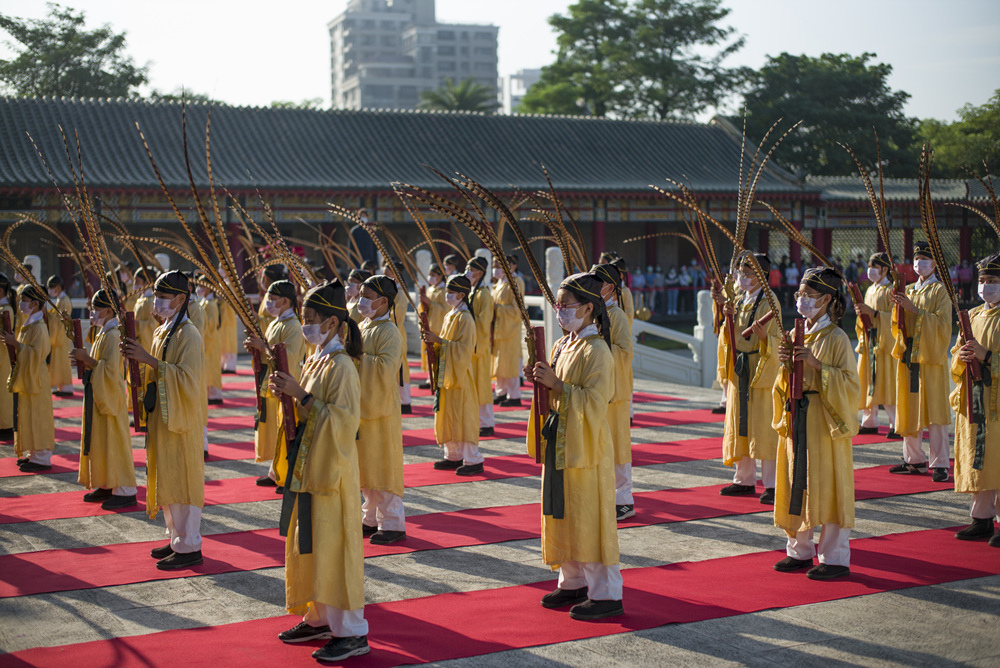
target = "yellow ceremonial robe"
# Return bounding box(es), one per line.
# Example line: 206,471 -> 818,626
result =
284,349 -> 365,614
187,298 -> 206,335
200,297 -> 222,392
47,293 -> 73,388
433,307 -> 479,444
856,282 -> 896,409
391,290 -> 411,386
470,286 -> 494,405
218,299 -> 237,357
491,279 -> 523,379
144,320 -> 206,516
12,319 -> 53,456
772,324 -> 860,535
79,324 -> 136,490
607,304 -> 633,465
527,332 -> 619,568
892,280 -> 952,436
722,290 -> 781,464
124,289 -> 138,313
256,316 -> 306,484
134,292 -> 157,353
621,286 -> 635,326
420,284 -> 448,372
950,304 -> 1000,493
0,302 -> 13,430
357,317 -> 405,496
347,299 -> 363,325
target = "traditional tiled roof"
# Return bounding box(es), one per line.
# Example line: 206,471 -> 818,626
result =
806,175 -> 970,202
0,96 -> 804,195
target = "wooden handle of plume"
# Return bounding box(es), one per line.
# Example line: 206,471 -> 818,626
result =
741,311 -> 774,339
532,326 -> 549,465
72,319 -> 85,380
419,310 -> 437,387
1,311 -> 16,366
124,312 -> 143,432
272,343 -> 298,449
894,279 -> 908,340
848,283 -> 873,331
251,350 -> 265,413
958,310 -> 981,422
791,319 -> 804,401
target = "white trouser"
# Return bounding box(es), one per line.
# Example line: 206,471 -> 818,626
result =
970,490 -> 1000,521
163,503 -> 203,553
304,601 -> 368,638
862,405 -> 897,429
733,457 -> 776,488
557,561 -> 624,601
786,523 -> 851,567
479,403 -> 495,428
112,485 -> 138,496
903,423 -> 950,468
629,397 -> 634,418
443,441 -> 483,465
208,386 -> 223,400
27,449 -> 53,465
361,489 -> 406,532
496,377 -> 522,400
222,353 -> 237,371
720,381 -> 728,407
399,384 -> 411,405
615,463 -> 634,505
57,384 -> 74,393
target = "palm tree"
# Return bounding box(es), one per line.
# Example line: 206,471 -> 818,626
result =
418,77 -> 499,113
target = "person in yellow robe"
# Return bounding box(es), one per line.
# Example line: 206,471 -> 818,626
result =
773,267 -> 860,580
950,253 -> 1000,546
855,252 -> 899,438
121,270 -> 206,570
117,262 -> 138,312
465,257 -> 495,436
423,275 -> 483,475
0,274 -> 15,440
346,268 -> 371,326
526,272 -> 624,620
186,279 -> 209,458
491,257 -> 525,407
442,253 -> 464,280
257,264 -> 286,334
197,283 -> 223,405
247,279 -> 306,490
356,275 -> 406,544
46,275 -> 74,396
890,241 -> 953,482
714,253 -> 781,505
269,280 -> 370,662
383,261 -> 412,413
3,285 -> 54,472
71,288 -> 137,509
132,267 -> 159,354
418,264 -> 448,390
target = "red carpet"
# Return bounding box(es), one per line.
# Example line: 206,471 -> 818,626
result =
0,463 -> 952,599
2,526 -> 995,667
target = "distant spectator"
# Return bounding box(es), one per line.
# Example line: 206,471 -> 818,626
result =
678,265 -> 692,312
784,262 -> 799,307
632,267 -> 646,310
957,259 -> 973,301
664,266 -> 679,315
652,265 -> 665,314
689,259 -> 705,288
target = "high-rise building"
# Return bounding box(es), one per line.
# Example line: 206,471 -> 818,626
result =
328,0 -> 499,110
498,69 -> 542,115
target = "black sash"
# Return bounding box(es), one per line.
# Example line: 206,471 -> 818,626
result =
867,327 -> 878,397
278,422 -> 313,554
255,363 -> 268,425
787,391 -> 817,516
970,364 -> 993,471
541,411 -> 564,520
902,336 -> 919,393
82,370 -> 94,456
735,351 -> 759,437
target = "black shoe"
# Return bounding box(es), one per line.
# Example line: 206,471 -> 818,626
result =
221,369 -> 237,374
759,488 -> 775,505
256,476 -> 278,487
479,427 -> 494,437
0,428 -> 14,441
370,530 -> 406,545
278,621 -> 332,644
275,486 -> 284,494
83,488 -> 114,503
418,381 -> 431,390
719,483 -> 756,496
53,390 -> 74,398
888,460 -> 927,474
885,430 -> 903,440
312,636 -> 370,662
568,599 -> 624,620
18,461 -> 52,473
540,586 -> 589,609
773,556 -> 813,572
207,398 -> 224,405
150,543 -> 174,559
806,564 -> 850,580
456,462 -> 484,476
710,405 -> 727,414
203,450 -> 209,461
931,467 -> 949,482
362,523 -> 378,537
16,456 -> 29,465
990,531 -> 1000,548
493,394 -> 507,405
616,504 -> 635,521
433,459 -> 463,470
101,494 -> 137,510
857,426 -> 879,435
955,518 -> 995,540
500,398 -> 522,408
156,550 -> 203,570
400,404 -> 412,415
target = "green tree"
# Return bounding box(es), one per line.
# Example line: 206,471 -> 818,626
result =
521,0 -> 746,120
742,52 -> 916,177
419,77 -> 498,113
918,90 -> 1000,177
150,88 -> 220,104
270,98 -> 325,110
0,3 -> 148,98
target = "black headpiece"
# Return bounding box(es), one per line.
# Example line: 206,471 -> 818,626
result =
348,268 -> 372,283
869,252 -> 892,269
913,241 -> 932,259
446,274 -> 471,294
304,279 -> 348,319
154,270 -> 190,296
977,252 -> 1000,277
92,288 -> 120,310
364,275 -> 399,302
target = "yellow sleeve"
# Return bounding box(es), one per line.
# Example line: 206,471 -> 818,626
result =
11,322 -> 50,394
156,324 -> 205,434
814,332 -> 862,439
493,283 -> 520,340
438,312 -> 475,389
90,329 -> 128,416
558,342 -> 615,469
608,307 -> 632,403
360,322 -> 403,421
914,286 -> 953,365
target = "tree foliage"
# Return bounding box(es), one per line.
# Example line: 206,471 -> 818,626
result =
270,98 -> 325,110
0,3 -> 148,98
520,0 -> 747,120
419,77 -> 498,113
742,52 -> 916,177
918,90 -> 1000,178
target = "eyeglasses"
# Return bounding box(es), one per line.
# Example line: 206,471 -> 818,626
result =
792,291 -> 822,300
553,302 -> 583,311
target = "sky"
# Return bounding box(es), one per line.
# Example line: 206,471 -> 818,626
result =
0,0 -> 997,121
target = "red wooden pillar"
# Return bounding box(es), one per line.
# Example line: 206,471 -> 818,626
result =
644,221 -> 656,268
789,201 -> 803,265
959,224 -> 971,261
58,222 -> 75,285
758,225 -> 769,254
592,218 -> 606,262
903,227 -> 913,262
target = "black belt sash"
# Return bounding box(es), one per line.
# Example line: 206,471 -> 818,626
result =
787,390 -> 818,516
735,350 -> 759,437
278,422 -> 312,554
971,364 -> 993,470
541,411 -> 565,520
867,327 -> 878,397
902,337 -> 919,393
255,364 -> 268,426
82,370 -> 94,456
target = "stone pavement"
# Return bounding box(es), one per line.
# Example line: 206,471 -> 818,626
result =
0,358 -> 998,666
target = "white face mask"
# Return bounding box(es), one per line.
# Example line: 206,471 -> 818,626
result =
428,274 -> 441,287
867,267 -> 884,283
913,259 -> 934,278
47,288 -> 59,298
196,288 -> 209,298
464,271 -> 475,282
796,296 -> 822,320
119,272 -> 130,284
979,283 -> 1000,305
153,297 -> 176,320
556,306 -> 585,332
493,267 -> 503,280
264,298 -> 282,317
346,283 -> 360,300
302,323 -> 327,345
737,275 -> 754,292
18,301 -> 31,315
357,296 -> 376,319
445,292 -> 462,308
